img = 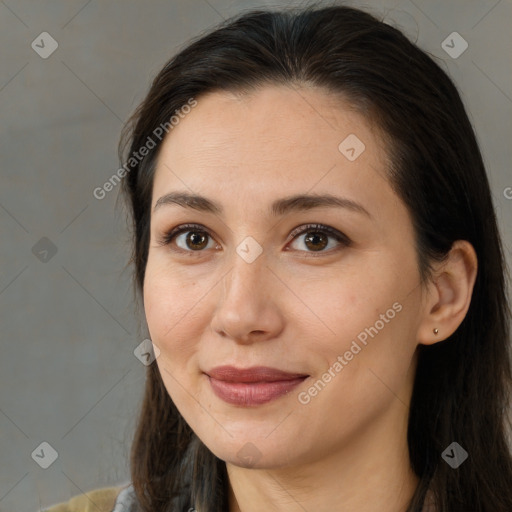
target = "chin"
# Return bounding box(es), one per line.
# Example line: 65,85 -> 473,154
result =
202,435 -> 301,470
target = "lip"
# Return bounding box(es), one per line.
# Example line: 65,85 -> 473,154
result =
205,366 -> 309,406
206,365 -> 308,382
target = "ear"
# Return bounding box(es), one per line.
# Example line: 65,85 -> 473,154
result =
416,240 -> 478,345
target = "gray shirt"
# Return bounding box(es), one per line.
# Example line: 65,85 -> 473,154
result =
111,484 -> 139,512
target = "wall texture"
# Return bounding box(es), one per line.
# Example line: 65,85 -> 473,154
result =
1,1 -> 510,510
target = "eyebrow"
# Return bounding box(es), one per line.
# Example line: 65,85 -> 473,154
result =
152,191 -> 372,219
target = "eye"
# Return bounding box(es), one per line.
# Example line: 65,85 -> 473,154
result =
156,223 -> 218,253
156,223 -> 351,255
287,223 -> 351,254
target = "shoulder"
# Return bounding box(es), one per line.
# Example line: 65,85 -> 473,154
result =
42,485 -> 128,512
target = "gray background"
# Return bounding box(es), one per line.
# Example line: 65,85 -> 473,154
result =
1,0 -> 511,511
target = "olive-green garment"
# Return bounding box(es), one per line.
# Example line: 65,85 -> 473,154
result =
42,486 -> 125,512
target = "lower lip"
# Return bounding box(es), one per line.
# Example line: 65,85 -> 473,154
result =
207,375 -> 308,406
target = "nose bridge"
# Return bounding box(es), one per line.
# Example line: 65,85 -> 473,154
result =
210,239 -> 276,339
223,239 -> 268,301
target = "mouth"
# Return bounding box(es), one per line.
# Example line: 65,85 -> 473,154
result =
205,366 -> 309,406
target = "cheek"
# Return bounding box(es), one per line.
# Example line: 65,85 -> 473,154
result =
317,265 -> 398,336
313,260 -> 418,387
143,266 -> 204,409
142,262 -> 202,361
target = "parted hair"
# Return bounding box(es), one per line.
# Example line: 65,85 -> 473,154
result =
118,4 -> 512,511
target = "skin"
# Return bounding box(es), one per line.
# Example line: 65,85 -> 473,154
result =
143,85 -> 478,512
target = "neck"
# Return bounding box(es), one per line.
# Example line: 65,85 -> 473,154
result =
226,398 -> 419,512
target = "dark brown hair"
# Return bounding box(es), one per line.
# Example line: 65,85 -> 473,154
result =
118,4 -> 512,511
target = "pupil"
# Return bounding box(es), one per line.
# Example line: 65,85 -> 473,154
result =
189,232 -> 206,249
306,232 -> 327,251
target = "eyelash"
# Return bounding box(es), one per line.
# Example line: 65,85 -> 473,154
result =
156,223 -> 351,256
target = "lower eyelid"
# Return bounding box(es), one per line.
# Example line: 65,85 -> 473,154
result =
158,224 -> 351,253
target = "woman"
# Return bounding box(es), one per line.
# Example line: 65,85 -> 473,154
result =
45,3 -> 512,512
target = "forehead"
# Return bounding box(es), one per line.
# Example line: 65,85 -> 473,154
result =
149,85 -> 417,248
153,85 -> 390,195
161,85 -> 373,149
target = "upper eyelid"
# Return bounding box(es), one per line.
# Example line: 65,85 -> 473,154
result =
157,222 -> 350,249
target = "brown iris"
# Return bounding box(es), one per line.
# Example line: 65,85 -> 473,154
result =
185,231 -> 209,250
304,231 -> 328,251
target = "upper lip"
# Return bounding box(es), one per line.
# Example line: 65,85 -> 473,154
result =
206,365 -> 308,383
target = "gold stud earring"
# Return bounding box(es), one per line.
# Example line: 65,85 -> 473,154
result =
433,328 -> 439,335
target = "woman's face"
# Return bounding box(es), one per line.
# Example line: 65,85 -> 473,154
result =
144,85 -> 426,469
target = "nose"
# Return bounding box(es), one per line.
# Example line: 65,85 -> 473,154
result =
209,248 -> 284,345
